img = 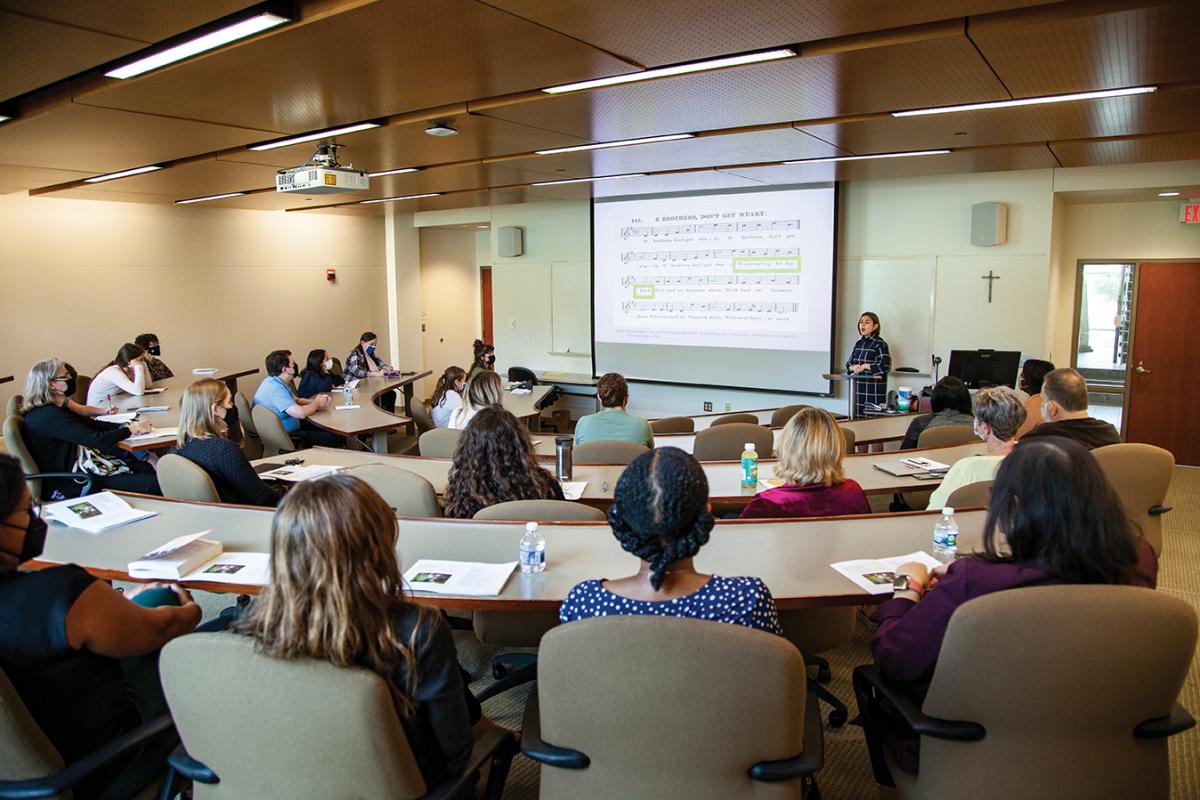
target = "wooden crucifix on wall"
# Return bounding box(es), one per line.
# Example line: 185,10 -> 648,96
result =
981,269 -> 1000,303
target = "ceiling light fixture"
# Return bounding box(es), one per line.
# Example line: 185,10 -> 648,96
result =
783,149 -> 951,165
893,86 -> 1157,117
425,124 -> 458,137
1158,191 -> 1181,197
249,122 -> 381,151
175,191 -> 248,205
359,193 -> 442,205
0,115 -> 11,124
368,167 -> 420,177
104,8 -> 292,79
531,173 -> 648,186
535,133 -> 694,156
543,48 -> 796,94
83,165 -> 163,183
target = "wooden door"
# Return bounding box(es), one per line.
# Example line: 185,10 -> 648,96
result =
480,267 -> 493,344
1126,262 -> 1200,465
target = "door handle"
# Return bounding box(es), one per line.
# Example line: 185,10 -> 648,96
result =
1135,361 -> 1151,374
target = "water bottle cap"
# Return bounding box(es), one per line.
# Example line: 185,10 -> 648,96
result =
526,521 -> 539,532
744,443 -> 755,450
942,507 -> 955,515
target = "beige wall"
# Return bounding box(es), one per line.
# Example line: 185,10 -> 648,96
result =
419,227 -> 481,384
0,193 -> 386,409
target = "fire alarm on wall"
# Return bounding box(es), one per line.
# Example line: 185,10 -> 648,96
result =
326,268 -> 336,282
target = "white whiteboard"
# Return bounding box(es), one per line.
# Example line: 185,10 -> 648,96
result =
838,257 -> 934,373
550,261 -> 591,356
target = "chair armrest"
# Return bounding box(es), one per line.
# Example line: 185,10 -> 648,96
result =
520,688 -> 590,769
1148,505 -> 1172,516
167,746 -> 219,784
749,688 -> 825,782
26,472 -> 93,497
424,726 -> 518,800
0,714 -> 173,799
1134,704 -> 1195,739
855,665 -> 985,742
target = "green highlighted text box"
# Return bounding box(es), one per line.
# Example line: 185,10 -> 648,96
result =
732,256 -> 801,273
632,284 -> 655,299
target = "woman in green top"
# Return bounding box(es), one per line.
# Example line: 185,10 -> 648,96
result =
573,373 -> 654,448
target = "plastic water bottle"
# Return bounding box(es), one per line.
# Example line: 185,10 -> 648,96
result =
741,442 -> 759,487
341,384 -> 352,405
519,521 -> 546,574
932,507 -> 959,563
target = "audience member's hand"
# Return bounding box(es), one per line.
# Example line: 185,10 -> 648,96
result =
928,563 -> 950,588
170,584 -> 195,606
318,394 -> 331,408
894,562 -> 930,587
128,420 -> 153,435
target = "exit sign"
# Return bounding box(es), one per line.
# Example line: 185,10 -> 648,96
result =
1181,199 -> 1200,224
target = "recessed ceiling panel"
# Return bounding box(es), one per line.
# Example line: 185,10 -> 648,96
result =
1050,133 -> 1200,168
0,11 -> 141,102
223,113 -> 590,171
484,0 -> 1059,66
971,2 -> 1200,97
588,169 -> 766,198
0,163 -> 93,195
719,143 -> 1057,182
798,89 -> 1200,154
0,1 -> 261,42
0,103 -> 283,174
75,0 -> 638,134
40,186 -> 178,204
478,35 -> 1009,141
66,158 -> 277,199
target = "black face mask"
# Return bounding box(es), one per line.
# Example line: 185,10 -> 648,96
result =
62,377 -> 77,398
148,346 -> 161,357
486,353 -> 496,365
2,515 -> 48,563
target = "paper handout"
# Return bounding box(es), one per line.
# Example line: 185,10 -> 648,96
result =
257,464 -> 340,482
128,530 -> 221,580
41,492 -> 157,534
402,560 -> 518,597
830,551 -> 943,595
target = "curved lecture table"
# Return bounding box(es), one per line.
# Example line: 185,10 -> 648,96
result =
255,440 -> 986,507
0,375 -> 13,385
108,368 -> 259,452
34,494 -> 985,611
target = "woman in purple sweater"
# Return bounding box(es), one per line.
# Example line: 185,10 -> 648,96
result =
740,407 -> 869,519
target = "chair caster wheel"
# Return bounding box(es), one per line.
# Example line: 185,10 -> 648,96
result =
817,665 -> 831,683
828,709 -> 848,728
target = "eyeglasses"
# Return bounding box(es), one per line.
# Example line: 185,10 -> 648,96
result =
49,375 -> 69,382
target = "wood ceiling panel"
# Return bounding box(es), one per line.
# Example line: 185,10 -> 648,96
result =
75,0 -> 637,134
0,163 -> 93,195
971,2 -> 1200,97
497,128 -> 846,180
588,169 -> 766,198
719,143 -> 1058,183
0,1 -> 261,42
1050,133 -> 1200,168
0,103 -> 283,174
799,89 -> 1200,154
0,11 -> 141,102
478,35 -> 1008,141
40,186 -> 178,204
223,114 -> 590,171
483,0 -> 1058,66
68,159 -> 278,199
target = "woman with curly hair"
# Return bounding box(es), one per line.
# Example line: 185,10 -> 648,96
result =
442,406 -> 563,518
558,447 -> 782,634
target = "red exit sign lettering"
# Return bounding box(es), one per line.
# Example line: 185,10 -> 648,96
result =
1181,200 -> 1200,224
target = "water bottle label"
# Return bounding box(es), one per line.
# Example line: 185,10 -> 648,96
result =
946,532 -> 957,548
741,456 -> 758,484
520,548 -> 544,567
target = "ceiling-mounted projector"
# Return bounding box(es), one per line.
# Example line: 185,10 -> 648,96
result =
276,143 -> 369,194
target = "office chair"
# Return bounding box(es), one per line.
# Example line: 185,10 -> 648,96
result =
157,454 -> 221,503
342,464 -> 441,517
1092,443 -> 1173,557
649,416 -> 694,434
693,423 -> 774,460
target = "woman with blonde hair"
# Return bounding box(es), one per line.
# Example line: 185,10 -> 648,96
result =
176,378 -> 283,506
237,475 -> 482,784
447,370 -> 503,430
740,407 -> 869,519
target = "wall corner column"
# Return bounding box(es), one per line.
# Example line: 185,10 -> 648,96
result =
385,208 -> 423,388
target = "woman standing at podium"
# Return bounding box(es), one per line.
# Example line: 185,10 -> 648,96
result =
846,311 -> 891,417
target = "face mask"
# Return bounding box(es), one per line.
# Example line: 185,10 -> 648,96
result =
973,421 -> 987,441
486,353 -> 495,365
214,404 -> 228,420
1041,401 -> 1052,421
148,346 -> 161,357
3,514 -> 48,562
62,377 -> 77,398
323,359 -> 333,371
365,344 -> 376,356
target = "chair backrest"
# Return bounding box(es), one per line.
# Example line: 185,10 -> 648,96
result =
473,499 -> 606,522
0,667 -> 65,788
161,633 -> 428,800
1092,442 -> 1173,557
770,404 -> 810,428
917,423 -> 976,449
72,375 -> 91,405
649,416 -> 694,434
693,423 -> 774,460
408,399 -> 435,434
3,415 -> 43,499
710,412 -> 759,427
418,428 -> 460,458
157,453 -> 221,503
233,392 -> 257,436
916,585 -> 1196,800
250,405 -> 296,457
536,616 -> 809,799
343,464 -> 441,517
5,394 -> 23,419
507,366 -> 537,384
572,440 -> 648,465
944,480 -> 992,509
841,426 -> 856,453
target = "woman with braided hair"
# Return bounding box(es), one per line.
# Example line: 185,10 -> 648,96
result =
559,447 -> 782,634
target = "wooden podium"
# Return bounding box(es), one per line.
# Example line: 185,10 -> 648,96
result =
823,373 -> 883,420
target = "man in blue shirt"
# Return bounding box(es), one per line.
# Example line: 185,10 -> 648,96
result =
573,373 -> 654,448
253,350 -> 343,449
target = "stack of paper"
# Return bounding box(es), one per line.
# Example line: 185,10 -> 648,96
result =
96,412 -> 137,424
560,481 -> 587,500
141,388 -> 167,395
192,368 -> 218,375
402,560 -> 518,597
872,457 -> 951,477
257,464 -> 340,482
831,551 -> 942,594
126,426 -> 177,442
134,405 -> 169,413
127,530 -> 270,585
41,492 -> 157,534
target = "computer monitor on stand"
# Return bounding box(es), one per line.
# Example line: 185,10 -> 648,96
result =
947,349 -> 1021,389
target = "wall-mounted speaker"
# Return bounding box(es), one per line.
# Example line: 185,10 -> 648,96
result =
971,202 -> 1007,247
498,225 -> 524,257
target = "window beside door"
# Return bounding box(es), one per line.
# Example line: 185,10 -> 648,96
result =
1073,262 -> 1133,430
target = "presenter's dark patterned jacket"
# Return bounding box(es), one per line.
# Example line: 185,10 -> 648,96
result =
845,333 -> 891,415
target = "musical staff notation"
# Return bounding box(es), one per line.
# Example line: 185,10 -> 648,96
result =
621,219 -> 801,238
621,301 -> 799,313
621,247 -> 800,263
620,274 -> 800,287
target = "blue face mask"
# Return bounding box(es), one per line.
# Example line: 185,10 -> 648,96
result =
365,344 -> 376,356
